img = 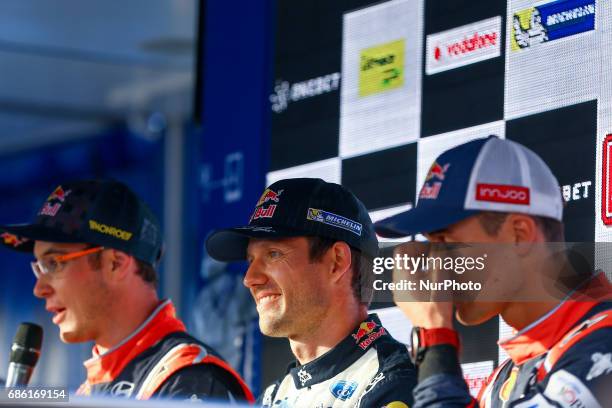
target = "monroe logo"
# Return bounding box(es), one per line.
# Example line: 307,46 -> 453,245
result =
476,184 -> 530,205
270,73 -> 340,113
511,0 -> 595,51
89,220 -> 133,241
426,17 -> 501,75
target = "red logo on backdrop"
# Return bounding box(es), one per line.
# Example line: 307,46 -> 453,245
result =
439,31 -> 497,60
602,135 -> 612,225
476,184 -> 530,205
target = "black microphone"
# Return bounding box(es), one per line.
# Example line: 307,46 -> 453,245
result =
5,323 -> 43,388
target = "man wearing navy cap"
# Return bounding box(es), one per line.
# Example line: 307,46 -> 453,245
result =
375,136 -> 611,407
0,180 -> 253,402
207,178 -> 416,407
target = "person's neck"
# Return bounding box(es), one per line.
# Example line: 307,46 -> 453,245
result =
289,307 -> 368,365
501,254 -> 575,331
501,300 -> 559,331
94,290 -> 160,355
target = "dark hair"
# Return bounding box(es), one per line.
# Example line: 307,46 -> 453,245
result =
307,236 -> 374,306
87,247 -> 158,288
477,211 -> 565,242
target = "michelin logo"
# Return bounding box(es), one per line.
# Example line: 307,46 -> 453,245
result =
511,0 -> 595,51
307,208 -> 362,236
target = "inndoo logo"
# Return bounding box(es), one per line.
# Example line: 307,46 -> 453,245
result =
511,0 -> 595,51
601,135 -> 612,225
359,39 -> 405,97
426,16 -> 501,75
476,184 -> 530,205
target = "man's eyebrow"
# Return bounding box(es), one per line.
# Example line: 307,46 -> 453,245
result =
36,248 -> 70,258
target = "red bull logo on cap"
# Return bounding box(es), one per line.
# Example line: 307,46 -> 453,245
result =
47,186 -> 71,203
1,232 -> 28,248
420,162 -> 450,200
39,186 -> 72,217
425,162 -> 450,182
256,188 -> 283,207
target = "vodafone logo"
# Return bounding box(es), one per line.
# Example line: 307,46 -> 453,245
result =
434,32 -> 498,61
426,16 -> 501,75
476,183 -> 530,205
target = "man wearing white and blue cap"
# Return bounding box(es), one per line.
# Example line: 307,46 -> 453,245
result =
375,136 -> 611,407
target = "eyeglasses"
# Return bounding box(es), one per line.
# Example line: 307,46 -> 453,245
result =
31,246 -> 105,279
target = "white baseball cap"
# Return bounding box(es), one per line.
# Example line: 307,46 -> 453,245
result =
375,136 -> 563,237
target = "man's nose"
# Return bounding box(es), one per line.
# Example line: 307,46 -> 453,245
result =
33,276 -> 53,299
243,259 -> 268,288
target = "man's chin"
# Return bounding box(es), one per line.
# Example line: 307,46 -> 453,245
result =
454,303 -> 498,326
59,327 -> 86,343
258,316 -> 289,337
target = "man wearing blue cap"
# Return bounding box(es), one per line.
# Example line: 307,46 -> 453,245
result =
375,136 -> 611,407
207,178 -> 416,408
0,180 -> 253,402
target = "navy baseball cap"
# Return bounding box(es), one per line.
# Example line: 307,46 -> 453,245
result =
206,178 -> 379,261
375,136 -> 563,237
0,180 -> 164,265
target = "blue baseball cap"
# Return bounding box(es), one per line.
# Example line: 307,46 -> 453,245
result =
374,136 -> 563,237
206,178 -> 379,261
0,180 -> 164,266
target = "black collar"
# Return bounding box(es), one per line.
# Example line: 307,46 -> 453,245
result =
288,314 -> 389,389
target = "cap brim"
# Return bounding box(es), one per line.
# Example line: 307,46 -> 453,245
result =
0,224 -> 84,253
374,207 -> 480,238
206,225 -> 308,262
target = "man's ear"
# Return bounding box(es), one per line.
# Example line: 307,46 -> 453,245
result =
507,214 -> 540,255
104,249 -> 133,282
328,241 -> 352,283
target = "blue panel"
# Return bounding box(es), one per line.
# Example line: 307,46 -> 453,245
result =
185,0 -> 274,397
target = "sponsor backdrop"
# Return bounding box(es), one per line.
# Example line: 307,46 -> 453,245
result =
266,0 -> 610,394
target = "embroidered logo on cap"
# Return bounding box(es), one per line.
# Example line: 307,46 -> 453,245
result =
1,232 -> 28,248
307,208 -> 362,236
476,183 -> 530,205
38,186 -> 72,217
256,188 -> 283,206
251,205 -> 277,220
420,162 -> 450,200
89,220 -> 133,241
